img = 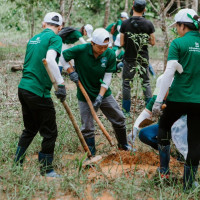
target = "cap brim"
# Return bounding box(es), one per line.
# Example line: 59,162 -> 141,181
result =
168,21 -> 176,28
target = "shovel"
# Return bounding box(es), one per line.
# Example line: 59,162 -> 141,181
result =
42,59 -> 92,158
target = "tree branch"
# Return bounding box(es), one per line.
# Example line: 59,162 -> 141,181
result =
164,0 -> 175,15
147,0 -> 159,14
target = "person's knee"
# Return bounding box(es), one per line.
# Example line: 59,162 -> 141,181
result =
139,130 -> 149,144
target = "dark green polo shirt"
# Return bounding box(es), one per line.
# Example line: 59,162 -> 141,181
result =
18,28 -> 62,98
167,31 -> 200,103
63,43 -> 116,102
106,19 -> 122,38
63,30 -> 83,44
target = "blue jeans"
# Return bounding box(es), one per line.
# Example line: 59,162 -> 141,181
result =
139,124 -> 158,150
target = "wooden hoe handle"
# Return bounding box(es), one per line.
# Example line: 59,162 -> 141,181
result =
78,80 -> 114,146
42,59 -> 92,158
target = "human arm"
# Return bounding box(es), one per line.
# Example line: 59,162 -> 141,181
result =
152,60 -> 183,117
149,33 -> 155,46
79,37 -> 87,44
46,50 -> 66,102
93,73 -> 112,111
46,50 -> 64,85
120,33 -> 125,47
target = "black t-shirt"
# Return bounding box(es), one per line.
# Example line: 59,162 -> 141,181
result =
120,16 -> 155,62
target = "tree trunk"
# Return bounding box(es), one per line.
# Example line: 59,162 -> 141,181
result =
185,0 -> 189,7
60,0 -> 65,26
31,5 -> 34,38
177,0 -> 180,8
103,0 -> 110,28
192,0 -> 198,12
125,0 -> 129,12
66,0 -> 74,26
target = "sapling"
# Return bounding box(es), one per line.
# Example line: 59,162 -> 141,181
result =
127,32 -> 150,149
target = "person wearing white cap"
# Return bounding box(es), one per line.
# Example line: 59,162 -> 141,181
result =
14,12 -> 65,178
60,28 -> 134,156
58,24 -> 93,72
106,12 -> 129,42
120,0 -> 155,116
152,8 -> 200,190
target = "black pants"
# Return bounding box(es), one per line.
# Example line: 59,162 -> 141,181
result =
122,60 -> 152,100
158,101 -> 200,166
18,88 -> 58,154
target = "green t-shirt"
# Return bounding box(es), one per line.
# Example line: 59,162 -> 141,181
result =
167,31 -> 200,103
18,28 -> 62,98
63,30 -> 83,44
63,43 -> 116,101
106,23 -> 115,32
146,95 -> 156,111
106,19 -> 122,38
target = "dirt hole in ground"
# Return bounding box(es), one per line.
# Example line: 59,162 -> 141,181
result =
101,151 -> 159,166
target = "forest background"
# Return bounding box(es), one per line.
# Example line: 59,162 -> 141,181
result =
0,0 -> 200,200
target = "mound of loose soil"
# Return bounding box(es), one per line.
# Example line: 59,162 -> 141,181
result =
101,151 -> 159,166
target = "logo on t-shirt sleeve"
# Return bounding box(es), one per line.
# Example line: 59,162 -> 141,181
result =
29,37 -> 41,45
100,57 -> 107,68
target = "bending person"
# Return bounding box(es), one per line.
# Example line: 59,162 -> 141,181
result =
60,28 -> 134,156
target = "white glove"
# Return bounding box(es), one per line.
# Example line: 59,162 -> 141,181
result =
127,127 -> 138,145
152,102 -> 163,117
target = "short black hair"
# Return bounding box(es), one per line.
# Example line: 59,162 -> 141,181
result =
177,15 -> 200,31
177,22 -> 199,31
46,22 -> 59,27
133,0 -> 146,13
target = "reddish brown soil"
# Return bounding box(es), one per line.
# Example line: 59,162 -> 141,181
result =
101,151 -> 160,166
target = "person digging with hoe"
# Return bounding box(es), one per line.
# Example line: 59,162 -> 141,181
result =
14,12 -> 66,178
60,28 -> 134,156
152,9 -> 200,191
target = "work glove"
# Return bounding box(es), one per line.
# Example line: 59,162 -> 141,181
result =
93,94 -> 103,112
152,101 -> 163,117
116,62 -> 124,72
69,71 -> 79,84
127,127 -> 138,145
55,85 -> 66,102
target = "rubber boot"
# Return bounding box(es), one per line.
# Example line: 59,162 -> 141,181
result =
183,165 -> 198,191
58,66 -> 63,74
114,127 -> 136,151
38,152 -> 61,178
84,137 -> 96,156
14,146 -> 27,166
158,145 -> 170,177
122,100 -> 131,116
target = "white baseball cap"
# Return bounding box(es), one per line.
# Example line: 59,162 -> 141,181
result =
170,8 -> 198,27
84,24 -> 93,38
114,34 -> 121,46
43,12 -> 63,26
120,12 -> 129,19
92,28 -> 110,45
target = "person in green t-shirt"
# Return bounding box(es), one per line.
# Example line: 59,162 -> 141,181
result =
106,12 -> 129,42
58,24 -> 94,72
60,28 -> 134,156
152,9 -> 200,190
14,12 -> 66,178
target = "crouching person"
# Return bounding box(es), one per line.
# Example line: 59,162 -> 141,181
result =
60,28 -> 133,156
14,12 -> 66,177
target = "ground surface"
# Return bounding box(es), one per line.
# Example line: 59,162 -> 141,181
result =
0,35 -> 200,200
